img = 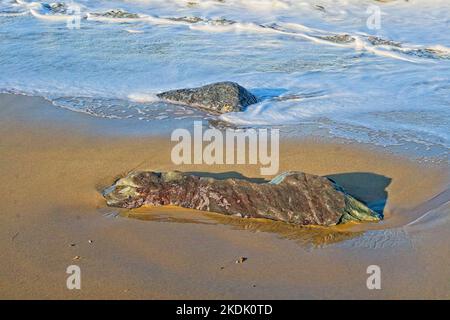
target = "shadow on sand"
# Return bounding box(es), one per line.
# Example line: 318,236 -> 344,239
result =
326,172 -> 391,217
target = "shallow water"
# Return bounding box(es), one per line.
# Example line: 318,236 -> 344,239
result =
0,0 -> 449,157
110,200 -> 450,250
116,206 -> 365,249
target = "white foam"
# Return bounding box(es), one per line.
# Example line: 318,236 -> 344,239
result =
127,93 -> 160,103
30,8 -> 71,21
1,0 -> 449,154
124,29 -> 144,34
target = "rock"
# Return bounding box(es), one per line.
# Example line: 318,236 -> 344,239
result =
157,82 -> 258,114
236,257 -> 247,264
315,5 -> 325,12
409,47 -> 450,60
209,18 -> 236,26
90,9 -> 140,19
103,171 -> 382,226
42,2 -> 68,14
167,16 -> 204,23
367,36 -> 401,47
321,34 -> 355,44
167,16 -> 236,25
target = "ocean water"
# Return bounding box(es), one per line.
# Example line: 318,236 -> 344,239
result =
0,0 -> 449,157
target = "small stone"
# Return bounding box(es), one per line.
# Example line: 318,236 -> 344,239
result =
69,243 -> 76,247
236,257 -> 247,264
73,256 -> 80,260
88,240 -> 93,244
321,34 -> 355,44
315,5 -> 325,11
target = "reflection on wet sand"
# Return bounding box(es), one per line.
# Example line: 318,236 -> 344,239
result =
121,206 -> 363,248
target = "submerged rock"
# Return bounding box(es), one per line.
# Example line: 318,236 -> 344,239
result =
157,82 -> 258,114
166,16 -> 235,25
90,9 -> 140,19
321,34 -> 355,44
367,36 -> 402,47
167,16 -> 204,23
209,18 -> 236,26
42,2 -> 68,14
103,171 -> 382,226
408,47 -> 450,60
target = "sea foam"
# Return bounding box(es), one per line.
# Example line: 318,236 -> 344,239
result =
1,0 -> 449,157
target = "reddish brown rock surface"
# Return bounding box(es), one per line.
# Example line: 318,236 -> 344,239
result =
103,171 -> 382,226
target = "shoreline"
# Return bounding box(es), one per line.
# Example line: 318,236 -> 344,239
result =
0,93 -> 449,299
3,92 -> 448,163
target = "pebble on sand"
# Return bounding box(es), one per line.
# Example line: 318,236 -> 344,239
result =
236,257 -> 247,264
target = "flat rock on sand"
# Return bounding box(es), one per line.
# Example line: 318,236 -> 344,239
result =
103,171 -> 382,226
157,82 -> 258,114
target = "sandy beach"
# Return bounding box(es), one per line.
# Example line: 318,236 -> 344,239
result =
0,93 -> 448,299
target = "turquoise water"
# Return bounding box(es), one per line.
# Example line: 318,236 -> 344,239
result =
0,0 -> 449,157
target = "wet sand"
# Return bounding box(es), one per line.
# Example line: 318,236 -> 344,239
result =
0,93 -> 448,299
